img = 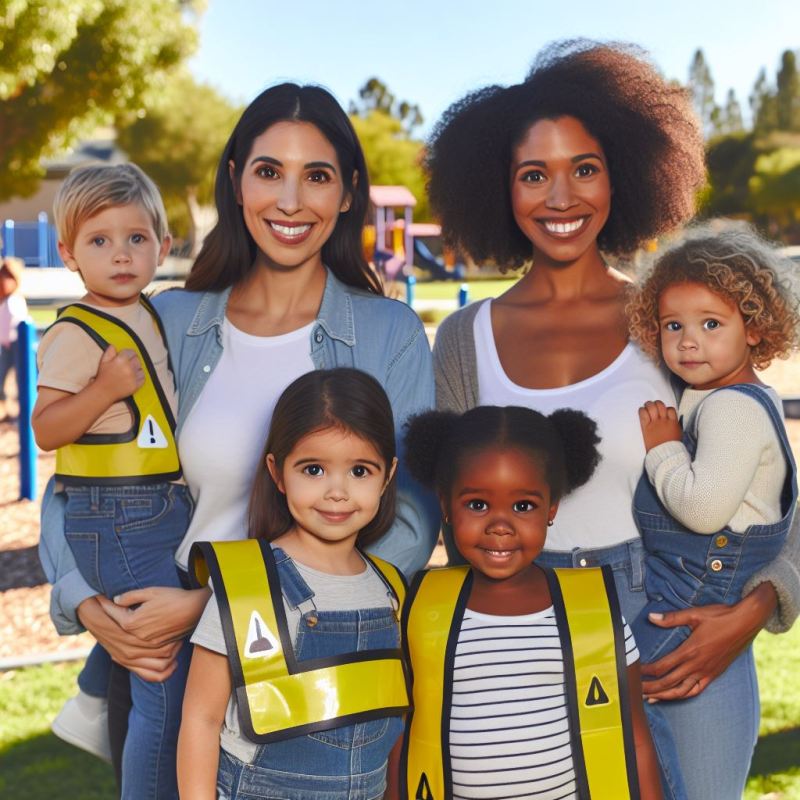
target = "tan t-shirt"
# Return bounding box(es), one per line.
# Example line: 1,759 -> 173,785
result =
36,299 -> 178,436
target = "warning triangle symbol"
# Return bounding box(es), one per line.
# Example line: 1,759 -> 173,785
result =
585,675 -> 610,706
137,414 -> 168,449
416,773 -> 434,800
244,611 -> 281,659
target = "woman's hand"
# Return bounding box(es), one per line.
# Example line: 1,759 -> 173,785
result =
641,583 -> 776,700
77,595 -> 181,682
98,586 -> 211,646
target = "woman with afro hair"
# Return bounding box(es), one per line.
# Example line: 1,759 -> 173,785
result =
429,40 -> 800,799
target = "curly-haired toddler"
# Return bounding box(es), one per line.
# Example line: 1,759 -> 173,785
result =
626,222 -> 800,670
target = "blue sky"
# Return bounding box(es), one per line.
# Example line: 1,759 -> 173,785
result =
189,0 -> 797,136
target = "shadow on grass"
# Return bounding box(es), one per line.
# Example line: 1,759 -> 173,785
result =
0,730 -> 116,799
749,726 -> 800,779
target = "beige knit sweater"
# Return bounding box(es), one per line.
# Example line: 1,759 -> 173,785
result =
646,387 -> 789,534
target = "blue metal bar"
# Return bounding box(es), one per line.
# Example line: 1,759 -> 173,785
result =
37,212 -> 49,267
406,274 -> 416,307
458,283 -> 469,308
3,219 -> 14,257
17,320 -> 37,500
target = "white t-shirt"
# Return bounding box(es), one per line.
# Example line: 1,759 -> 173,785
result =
176,319 -> 314,567
474,300 -> 674,550
449,607 -> 638,800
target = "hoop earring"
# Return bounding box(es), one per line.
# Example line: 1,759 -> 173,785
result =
547,519 -> 554,527
444,514 -> 450,525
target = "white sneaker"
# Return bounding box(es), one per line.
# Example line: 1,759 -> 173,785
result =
51,690 -> 112,763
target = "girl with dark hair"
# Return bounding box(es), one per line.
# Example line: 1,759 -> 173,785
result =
39,83 -> 437,793
395,405 -> 661,800
429,40 -> 800,800
179,368 -> 408,799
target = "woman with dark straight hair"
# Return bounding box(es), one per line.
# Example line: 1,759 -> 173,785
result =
40,82 -> 437,792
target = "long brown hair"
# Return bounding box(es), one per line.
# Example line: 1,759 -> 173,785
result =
187,83 -> 380,295
248,368 -> 397,547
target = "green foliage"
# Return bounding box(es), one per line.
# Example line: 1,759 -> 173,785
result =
750,146 -> 800,227
0,0 -> 201,201
689,48 -> 718,138
116,71 -> 240,248
350,110 -> 430,221
350,77 -> 423,135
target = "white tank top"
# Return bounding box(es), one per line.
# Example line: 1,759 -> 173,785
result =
474,300 -> 674,550
176,319 -> 315,568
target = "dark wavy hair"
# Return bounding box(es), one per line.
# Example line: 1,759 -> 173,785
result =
248,368 -> 397,547
187,83 -> 380,294
426,40 -> 705,268
404,405 -> 601,503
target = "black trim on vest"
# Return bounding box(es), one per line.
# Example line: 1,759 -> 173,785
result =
544,567 -> 591,800
602,566 -> 641,800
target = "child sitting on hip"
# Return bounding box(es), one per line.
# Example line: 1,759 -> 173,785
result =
33,163 -> 191,797
393,406 -> 662,800
179,368 -> 408,800
627,222 -> 799,670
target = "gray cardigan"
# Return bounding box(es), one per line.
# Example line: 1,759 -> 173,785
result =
433,299 -> 800,633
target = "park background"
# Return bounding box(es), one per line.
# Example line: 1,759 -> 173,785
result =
1,1 -> 799,797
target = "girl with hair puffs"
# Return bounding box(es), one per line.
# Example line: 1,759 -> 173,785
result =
625,223 -> 800,797
428,39 -> 800,800
392,406 -> 662,800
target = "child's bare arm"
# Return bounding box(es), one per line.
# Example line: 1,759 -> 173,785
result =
627,661 -> 663,799
638,400 -> 681,452
32,345 -> 144,450
177,644 -> 231,800
383,722 -> 404,799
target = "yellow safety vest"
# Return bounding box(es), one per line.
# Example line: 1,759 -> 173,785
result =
401,565 -> 639,800
52,297 -> 181,486
191,539 -> 411,743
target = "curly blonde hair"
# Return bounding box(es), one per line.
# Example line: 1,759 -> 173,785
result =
627,222 -> 800,370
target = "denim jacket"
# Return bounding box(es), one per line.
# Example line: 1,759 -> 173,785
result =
39,269 -> 439,634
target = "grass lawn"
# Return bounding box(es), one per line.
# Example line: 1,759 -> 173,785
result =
1,626 -> 798,799
410,277 -> 517,301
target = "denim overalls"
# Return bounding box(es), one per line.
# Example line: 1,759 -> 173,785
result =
217,547 -> 405,800
632,383 -> 797,663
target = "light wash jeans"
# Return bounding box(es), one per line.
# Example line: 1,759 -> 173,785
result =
64,482 -> 192,800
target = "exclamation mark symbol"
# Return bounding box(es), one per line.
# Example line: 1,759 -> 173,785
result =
148,419 -> 156,444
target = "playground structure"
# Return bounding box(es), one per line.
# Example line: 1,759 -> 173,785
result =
366,186 -> 464,282
1,214 -> 62,268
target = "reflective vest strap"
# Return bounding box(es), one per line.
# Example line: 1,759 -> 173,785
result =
550,566 -> 639,800
194,539 -> 410,744
52,301 -> 180,484
403,566 -> 471,800
364,553 -> 407,610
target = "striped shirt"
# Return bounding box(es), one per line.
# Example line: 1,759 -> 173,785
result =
449,607 -> 638,800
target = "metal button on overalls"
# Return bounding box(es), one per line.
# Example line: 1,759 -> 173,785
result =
715,535 -> 728,548
710,559 -> 723,572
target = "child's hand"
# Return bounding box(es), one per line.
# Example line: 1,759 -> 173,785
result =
94,345 -> 145,401
638,400 -> 681,451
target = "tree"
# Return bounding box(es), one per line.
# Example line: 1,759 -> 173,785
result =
714,89 -> 744,137
776,50 -> 800,132
0,0 -> 201,201
116,72 -> 240,254
749,144 -> 800,235
350,78 -> 423,136
688,49 -> 718,138
349,112 -> 429,221
751,67 -> 778,135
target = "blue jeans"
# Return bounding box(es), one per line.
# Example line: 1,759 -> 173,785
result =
216,548 -> 404,800
78,643 -> 112,698
64,482 -> 192,800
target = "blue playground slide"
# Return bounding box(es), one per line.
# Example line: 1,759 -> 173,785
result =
413,239 -> 464,280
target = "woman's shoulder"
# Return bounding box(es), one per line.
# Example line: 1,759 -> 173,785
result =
349,288 -> 424,329
435,299 -> 487,348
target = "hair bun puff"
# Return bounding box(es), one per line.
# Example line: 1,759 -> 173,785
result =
403,411 -> 460,488
548,408 -> 601,494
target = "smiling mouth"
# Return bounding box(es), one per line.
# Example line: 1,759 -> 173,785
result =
268,221 -> 313,243
538,217 -> 588,237
480,548 -> 517,558
111,273 -> 137,282
316,509 -> 354,523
